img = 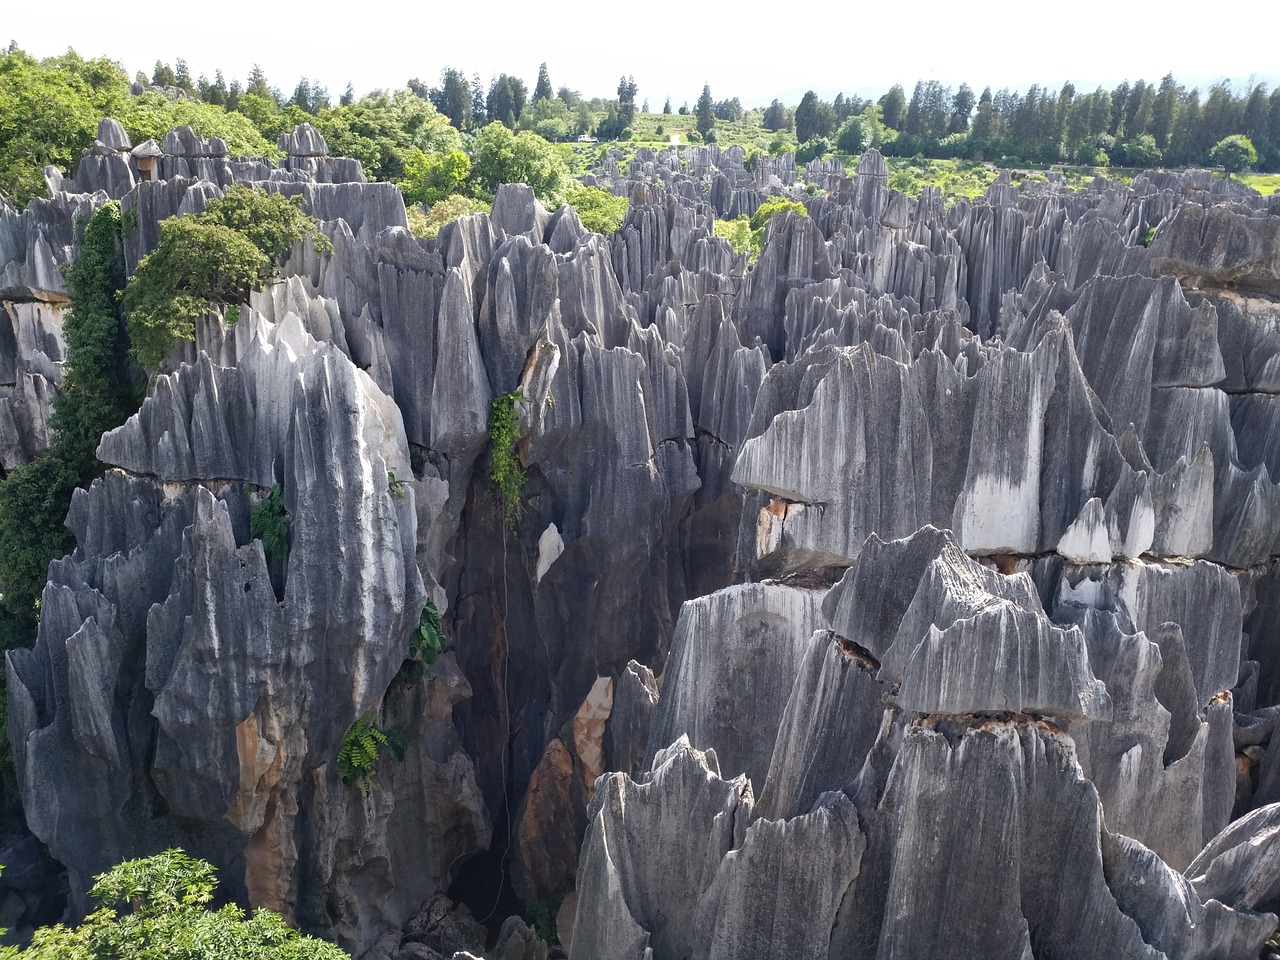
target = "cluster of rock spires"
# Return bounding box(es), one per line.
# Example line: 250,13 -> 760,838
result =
3,116 -> 1280,959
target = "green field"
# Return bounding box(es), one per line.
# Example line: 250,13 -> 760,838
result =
1237,172 -> 1280,195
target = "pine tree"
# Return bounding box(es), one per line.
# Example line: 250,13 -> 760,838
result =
246,64 -> 271,101
695,83 -> 715,138
534,62 -> 553,103
878,85 -> 907,130
152,60 -> 176,87
208,69 -> 227,106
618,74 -> 638,127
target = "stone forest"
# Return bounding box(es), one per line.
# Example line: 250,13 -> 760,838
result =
1,48 -> 1280,960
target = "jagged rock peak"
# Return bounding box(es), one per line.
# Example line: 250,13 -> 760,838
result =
1148,201 -> 1280,296
161,125 -> 229,158
96,118 -> 131,152
825,526 -> 1112,721
278,123 -> 329,158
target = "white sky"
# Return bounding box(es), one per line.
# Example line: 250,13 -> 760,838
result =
8,2 -> 1279,109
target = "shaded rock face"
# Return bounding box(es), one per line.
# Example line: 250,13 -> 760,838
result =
8,119 -> 1280,960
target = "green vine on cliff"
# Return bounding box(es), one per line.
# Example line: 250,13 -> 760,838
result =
411,599 -> 447,665
487,391 -> 525,531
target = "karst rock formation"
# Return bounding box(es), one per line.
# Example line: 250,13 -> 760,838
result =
4,120 -> 1280,959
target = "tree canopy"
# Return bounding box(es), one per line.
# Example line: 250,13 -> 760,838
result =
1209,134 -> 1259,173
534,63 -> 553,103
469,122 -> 569,204
0,48 -> 129,204
124,186 -> 329,370
0,849 -> 348,959
115,93 -> 274,158
564,183 -> 629,236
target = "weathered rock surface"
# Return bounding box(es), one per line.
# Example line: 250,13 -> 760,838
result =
8,118 -> 1280,960
1148,202 -> 1280,297
8,314 -> 488,955
645,582 -> 826,788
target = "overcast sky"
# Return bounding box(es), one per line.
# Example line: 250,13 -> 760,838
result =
8,3 -> 1279,109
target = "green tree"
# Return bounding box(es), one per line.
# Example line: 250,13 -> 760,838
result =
617,75 -> 638,128
714,97 -> 743,122
50,201 -> 139,469
748,196 -> 808,250
173,59 -> 193,94
795,137 -> 831,163
124,187 -> 328,370
431,68 -> 472,130
796,91 -> 837,142
564,183 -> 629,235
125,218 -> 267,370
713,216 -> 754,257
245,63 -> 272,101
0,848 -> 348,959
695,83 -> 715,138
970,86 -> 996,148
469,122 -> 568,204
1152,73 -> 1179,149
116,93 -> 275,159
399,147 -> 471,205
878,84 -> 907,130
950,83 -> 976,133
1209,134 -> 1258,174
486,74 -> 528,128
308,90 -> 461,182
151,60 -> 175,87
1116,133 -> 1162,167
836,116 -> 867,154
762,99 -> 791,132
595,103 -> 623,141
405,194 -> 490,240
0,456 -> 79,630
534,63 -> 553,103
0,202 -> 135,633
198,185 -> 328,264
0,47 -> 129,205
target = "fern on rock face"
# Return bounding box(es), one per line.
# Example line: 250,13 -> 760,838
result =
249,483 -> 290,563
337,713 -> 409,791
338,712 -> 389,791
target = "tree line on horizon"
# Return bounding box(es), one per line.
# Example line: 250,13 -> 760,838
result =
760,77 -> 1279,171
1,42 -> 1277,210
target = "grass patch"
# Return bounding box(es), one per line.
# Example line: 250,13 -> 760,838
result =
875,157 -> 1128,204
1237,172 -> 1280,195
626,111 -> 774,150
